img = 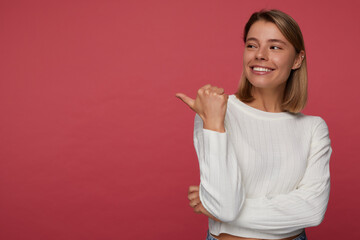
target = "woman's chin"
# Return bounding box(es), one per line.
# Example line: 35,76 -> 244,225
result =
248,81 -> 273,89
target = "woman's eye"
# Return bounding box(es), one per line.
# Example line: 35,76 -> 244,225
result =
271,46 -> 281,50
246,44 -> 256,48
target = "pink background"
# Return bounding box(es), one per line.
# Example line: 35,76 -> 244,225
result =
0,0 -> 359,239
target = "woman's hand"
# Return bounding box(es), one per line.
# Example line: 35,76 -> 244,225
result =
188,185 -> 221,222
176,84 -> 228,132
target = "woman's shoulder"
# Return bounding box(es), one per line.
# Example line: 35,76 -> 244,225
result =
297,112 -> 328,125
296,113 -> 331,138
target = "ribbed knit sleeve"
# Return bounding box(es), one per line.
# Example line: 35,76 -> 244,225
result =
193,114 -> 245,222
234,117 -> 333,234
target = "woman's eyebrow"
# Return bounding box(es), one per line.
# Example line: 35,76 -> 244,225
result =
268,39 -> 287,45
246,37 -> 287,45
245,37 -> 258,42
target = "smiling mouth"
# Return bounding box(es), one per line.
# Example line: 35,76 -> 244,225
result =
251,66 -> 274,72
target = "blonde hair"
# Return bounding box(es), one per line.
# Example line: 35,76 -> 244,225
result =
236,9 -> 307,113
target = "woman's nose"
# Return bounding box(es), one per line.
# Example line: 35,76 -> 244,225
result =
255,47 -> 268,60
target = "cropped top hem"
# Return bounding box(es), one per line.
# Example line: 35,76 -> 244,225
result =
209,224 -> 304,240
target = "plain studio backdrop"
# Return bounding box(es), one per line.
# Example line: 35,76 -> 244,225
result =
0,0 -> 359,239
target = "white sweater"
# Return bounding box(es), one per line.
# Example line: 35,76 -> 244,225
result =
193,94 -> 333,239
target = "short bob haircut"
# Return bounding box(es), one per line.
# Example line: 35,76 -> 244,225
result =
235,9 -> 307,113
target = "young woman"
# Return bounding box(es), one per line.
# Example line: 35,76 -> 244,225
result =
176,9 -> 332,240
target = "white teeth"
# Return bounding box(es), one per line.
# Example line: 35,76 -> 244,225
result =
253,67 -> 272,72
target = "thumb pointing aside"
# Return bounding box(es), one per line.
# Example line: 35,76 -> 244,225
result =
175,93 -> 195,111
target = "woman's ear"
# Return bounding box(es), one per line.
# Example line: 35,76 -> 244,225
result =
292,50 -> 305,70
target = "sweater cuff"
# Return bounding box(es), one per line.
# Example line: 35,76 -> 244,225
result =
202,128 -> 227,157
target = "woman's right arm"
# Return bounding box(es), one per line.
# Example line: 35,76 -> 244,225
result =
193,113 -> 245,222
176,84 -> 245,222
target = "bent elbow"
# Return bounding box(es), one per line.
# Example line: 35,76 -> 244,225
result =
312,212 -> 326,227
216,207 -> 241,222
217,211 -> 239,222
217,196 -> 245,222
199,183 -> 245,222
308,203 -> 328,227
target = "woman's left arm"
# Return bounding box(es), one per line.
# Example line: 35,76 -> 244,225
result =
234,117 -> 333,234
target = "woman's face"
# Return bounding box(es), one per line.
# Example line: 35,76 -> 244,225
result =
243,20 -> 303,91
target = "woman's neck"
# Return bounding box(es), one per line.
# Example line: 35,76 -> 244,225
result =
248,86 -> 285,113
